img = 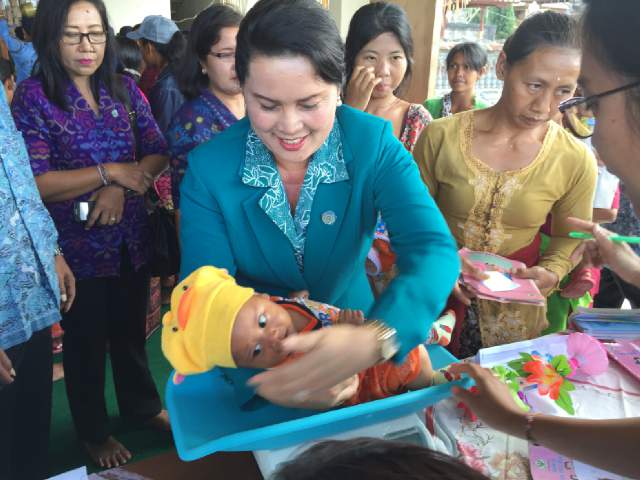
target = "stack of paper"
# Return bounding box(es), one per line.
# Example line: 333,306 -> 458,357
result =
570,307 -> 640,340
459,249 -> 546,306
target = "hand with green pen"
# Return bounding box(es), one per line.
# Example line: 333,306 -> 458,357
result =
567,217 -> 640,287
569,232 -> 640,243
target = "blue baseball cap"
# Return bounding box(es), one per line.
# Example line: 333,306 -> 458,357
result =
127,15 -> 179,44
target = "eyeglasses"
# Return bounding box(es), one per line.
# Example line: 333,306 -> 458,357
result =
62,31 -> 107,45
559,79 -> 640,139
208,51 -> 235,62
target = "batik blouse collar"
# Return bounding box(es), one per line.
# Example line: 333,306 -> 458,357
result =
241,119 -> 349,270
200,89 -> 238,126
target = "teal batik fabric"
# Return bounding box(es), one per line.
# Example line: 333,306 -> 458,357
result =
241,122 -> 349,270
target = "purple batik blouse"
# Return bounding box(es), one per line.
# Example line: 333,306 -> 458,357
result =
166,89 -> 238,208
11,75 -> 168,280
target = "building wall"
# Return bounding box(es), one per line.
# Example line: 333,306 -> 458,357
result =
328,0 -> 368,39
104,0 -> 171,32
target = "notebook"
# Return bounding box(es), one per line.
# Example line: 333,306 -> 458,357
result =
459,249 -> 545,306
603,340 -> 640,382
570,308 -> 640,340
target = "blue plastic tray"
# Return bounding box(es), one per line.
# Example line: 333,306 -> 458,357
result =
166,345 -> 470,461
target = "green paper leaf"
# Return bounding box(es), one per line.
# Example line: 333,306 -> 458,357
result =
551,355 -> 573,377
520,352 -> 534,362
507,360 -> 527,378
560,380 -> 576,392
556,390 -> 575,415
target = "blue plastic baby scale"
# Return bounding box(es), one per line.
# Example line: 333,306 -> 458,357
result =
166,344 -> 471,475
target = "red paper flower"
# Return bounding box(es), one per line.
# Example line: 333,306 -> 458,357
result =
522,359 -> 564,400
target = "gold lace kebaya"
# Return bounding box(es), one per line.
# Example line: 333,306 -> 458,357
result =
414,110 -> 597,346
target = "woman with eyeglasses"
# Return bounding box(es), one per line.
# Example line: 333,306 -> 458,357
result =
11,0 -> 170,468
437,3 -> 640,478
414,11 -> 597,357
167,5 -> 244,212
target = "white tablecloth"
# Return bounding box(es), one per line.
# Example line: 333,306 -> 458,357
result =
428,361 -> 640,479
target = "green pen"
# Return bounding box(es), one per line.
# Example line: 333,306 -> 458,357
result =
569,231 -> 640,243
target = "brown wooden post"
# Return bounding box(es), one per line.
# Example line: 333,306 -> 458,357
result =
372,0 -> 444,104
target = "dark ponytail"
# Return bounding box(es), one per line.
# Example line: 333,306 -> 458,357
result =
235,0 -> 344,87
503,11 -> 578,66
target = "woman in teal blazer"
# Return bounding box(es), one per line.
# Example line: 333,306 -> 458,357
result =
178,0 -> 459,408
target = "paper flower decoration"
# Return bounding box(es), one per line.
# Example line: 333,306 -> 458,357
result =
491,365 -> 530,412
509,353 -> 576,415
567,332 -> 609,376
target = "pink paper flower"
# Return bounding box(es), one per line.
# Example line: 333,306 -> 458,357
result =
567,332 -> 609,376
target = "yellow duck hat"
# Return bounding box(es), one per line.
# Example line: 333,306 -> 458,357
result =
161,266 -> 255,375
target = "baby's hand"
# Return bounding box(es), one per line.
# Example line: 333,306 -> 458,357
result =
338,309 -> 365,325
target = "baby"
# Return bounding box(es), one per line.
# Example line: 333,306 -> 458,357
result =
162,266 -> 454,406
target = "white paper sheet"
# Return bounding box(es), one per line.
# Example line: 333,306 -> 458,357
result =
482,271 -> 519,292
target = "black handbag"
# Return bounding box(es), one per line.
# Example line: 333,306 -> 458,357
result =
121,78 -> 180,276
146,191 -> 180,276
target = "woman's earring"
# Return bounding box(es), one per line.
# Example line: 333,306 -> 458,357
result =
202,67 -> 207,75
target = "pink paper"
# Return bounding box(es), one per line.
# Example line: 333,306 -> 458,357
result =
604,340 -> 640,383
459,249 -> 545,306
529,445 -> 577,480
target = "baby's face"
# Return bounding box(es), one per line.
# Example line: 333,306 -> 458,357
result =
231,295 -> 295,369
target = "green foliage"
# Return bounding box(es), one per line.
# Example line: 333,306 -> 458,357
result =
486,6 -> 517,40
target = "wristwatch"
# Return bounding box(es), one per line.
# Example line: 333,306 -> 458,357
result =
366,320 -> 399,363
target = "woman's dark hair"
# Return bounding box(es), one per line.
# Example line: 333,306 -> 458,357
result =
139,30 -> 186,78
21,16 -> 34,38
31,0 -> 125,109
0,58 -> 14,84
14,26 -> 25,42
446,42 -> 487,72
582,0 -> 640,125
115,36 -> 143,77
503,11 -> 579,66
118,25 -> 134,38
274,438 -> 490,480
177,4 -> 242,100
345,2 -> 414,95
235,0 -> 344,87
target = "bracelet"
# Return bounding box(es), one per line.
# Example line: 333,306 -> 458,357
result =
54,244 -> 63,257
96,163 -> 110,186
525,413 -> 539,445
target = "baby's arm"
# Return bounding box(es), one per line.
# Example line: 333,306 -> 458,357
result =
406,345 -> 434,390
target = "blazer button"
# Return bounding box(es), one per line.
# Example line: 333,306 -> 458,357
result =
322,211 -> 337,225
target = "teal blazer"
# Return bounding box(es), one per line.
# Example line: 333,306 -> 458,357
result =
180,105 -> 459,358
